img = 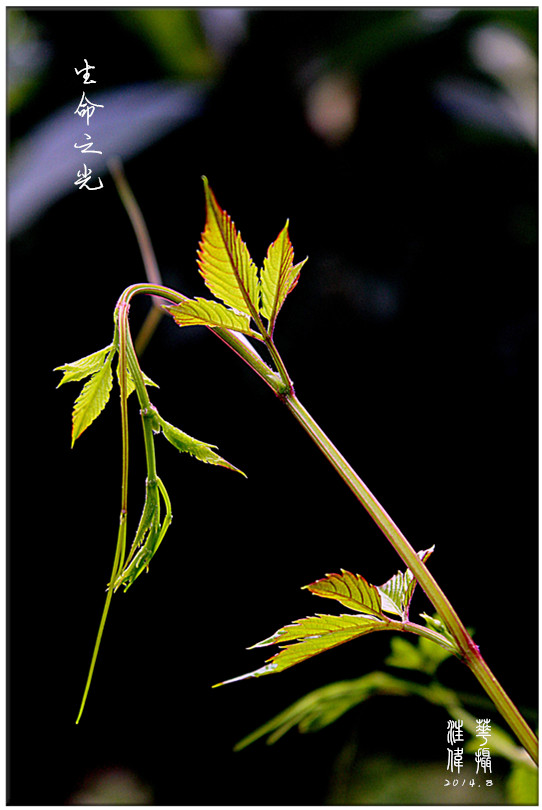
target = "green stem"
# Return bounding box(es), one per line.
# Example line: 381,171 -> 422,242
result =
108,157 -> 164,356
398,620 -> 458,653
75,513 -> 126,724
281,392 -> 538,765
114,282 -> 538,765
117,302 -> 130,527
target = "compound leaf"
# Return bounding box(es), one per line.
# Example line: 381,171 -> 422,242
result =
214,613 -> 386,686
55,344 -> 113,387
198,177 -> 260,320
303,569 -> 383,616
167,297 -> 263,340
71,353 -> 114,446
155,412 -> 245,476
260,221 -> 307,332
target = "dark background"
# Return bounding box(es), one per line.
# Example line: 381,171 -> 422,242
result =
8,8 -> 537,805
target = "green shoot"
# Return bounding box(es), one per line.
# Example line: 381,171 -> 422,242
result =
57,176 -> 538,769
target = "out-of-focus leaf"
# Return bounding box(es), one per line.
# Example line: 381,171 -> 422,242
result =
8,81 -> 208,238
234,671 -> 413,750
416,635 -> 456,673
385,632 -> 454,675
385,636 -> 426,671
117,9 -> 217,79
506,761 -> 538,804
7,9 -> 51,115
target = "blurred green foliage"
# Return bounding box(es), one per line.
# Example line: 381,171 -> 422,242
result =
116,9 -> 218,79
7,9 -> 50,115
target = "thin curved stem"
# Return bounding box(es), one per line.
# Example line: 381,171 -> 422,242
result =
75,515 -> 126,724
108,157 -> 164,355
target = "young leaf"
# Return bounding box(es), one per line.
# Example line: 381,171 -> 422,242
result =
402,545 -> 434,613
198,177 -> 260,320
376,570 -> 405,617
260,221 -> 307,332
54,344 -> 113,387
116,363 -> 159,398
167,297 -> 263,340
71,353 -> 114,446
303,569 -> 383,616
420,612 -> 457,647
155,412 -> 246,476
214,613 -> 387,686
378,546 -> 435,618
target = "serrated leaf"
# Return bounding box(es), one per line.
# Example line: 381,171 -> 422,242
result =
303,569 -> 383,616
156,413 -> 245,476
378,546 -> 435,618
116,363 -> 159,398
385,619 -> 457,675
71,354 -> 114,446
260,221 -> 307,332
215,613 -> 386,686
55,344 -> 113,387
377,571 -> 405,617
167,297 -> 263,340
198,178 -> 260,319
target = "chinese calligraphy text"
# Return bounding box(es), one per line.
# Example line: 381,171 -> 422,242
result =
73,60 -> 103,191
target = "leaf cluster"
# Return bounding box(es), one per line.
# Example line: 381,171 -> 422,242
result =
55,339 -> 239,475
167,178 -> 307,341
233,624 -> 536,796
56,277 -> 248,722
213,546 -> 456,686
